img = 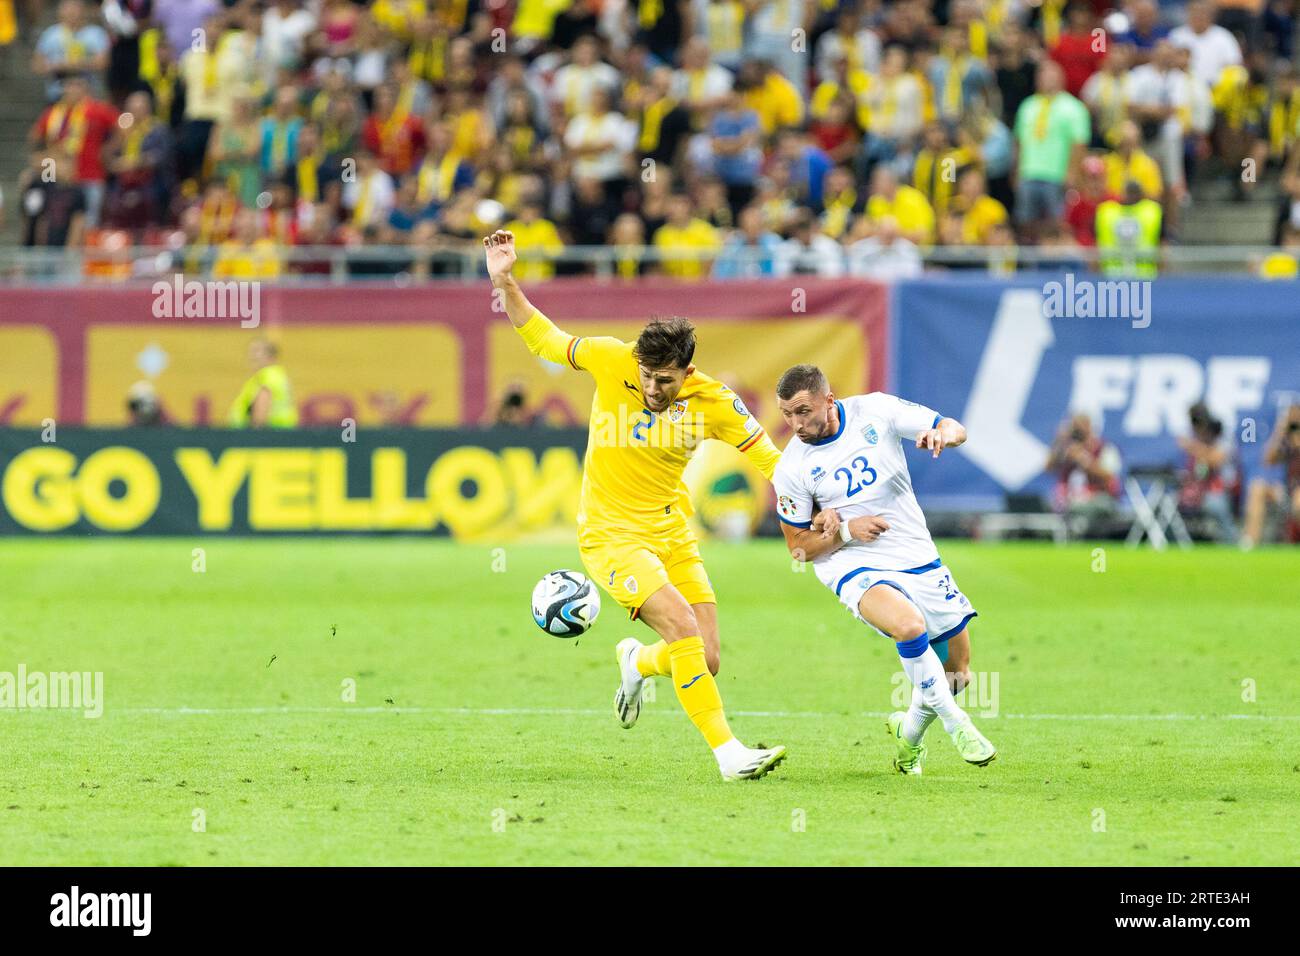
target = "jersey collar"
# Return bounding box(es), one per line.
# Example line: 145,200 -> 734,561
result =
807,401 -> 847,446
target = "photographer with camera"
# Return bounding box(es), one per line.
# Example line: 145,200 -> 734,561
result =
1177,402 -> 1238,542
1047,412 -> 1123,534
125,379 -> 163,426
1241,404 -> 1300,547
491,382 -> 537,427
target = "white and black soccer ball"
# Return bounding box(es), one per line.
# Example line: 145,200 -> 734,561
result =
531,569 -> 601,638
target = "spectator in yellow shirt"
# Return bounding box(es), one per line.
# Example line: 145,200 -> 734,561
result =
213,209 -> 282,279
1104,121 -> 1163,201
811,54 -> 873,132
653,192 -> 722,278
504,198 -> 564,280
864,165 -> 936,245
738,59 -> 805,135
947,167 -> 1010,243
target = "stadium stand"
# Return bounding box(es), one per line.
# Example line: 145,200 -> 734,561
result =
4,0 -> 1300,278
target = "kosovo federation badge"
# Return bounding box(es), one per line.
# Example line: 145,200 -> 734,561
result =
862,423 -> 879,445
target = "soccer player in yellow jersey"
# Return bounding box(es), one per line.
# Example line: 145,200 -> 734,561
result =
484,229 -> 787,781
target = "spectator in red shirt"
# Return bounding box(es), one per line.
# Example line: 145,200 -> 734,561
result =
809,95 -> 861,166
362,84 -> 426,178
29,73 -> 119,228
1063,155 -> 1116,246
1050,3 -> 1107,98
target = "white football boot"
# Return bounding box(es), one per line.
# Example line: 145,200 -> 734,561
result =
613,638 -> 645,729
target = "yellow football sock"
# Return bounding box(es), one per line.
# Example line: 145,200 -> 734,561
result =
668,636 -> 733,748
635,640 -> 672,677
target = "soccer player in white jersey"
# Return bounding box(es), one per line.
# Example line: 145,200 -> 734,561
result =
771,364 -> 997,773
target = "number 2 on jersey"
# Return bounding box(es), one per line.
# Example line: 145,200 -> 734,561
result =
834,456 -> 878,497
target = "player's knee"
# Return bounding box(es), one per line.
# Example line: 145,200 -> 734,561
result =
706,648 -> 720,676
891,615 -> 927,642
948,669 -> 972,694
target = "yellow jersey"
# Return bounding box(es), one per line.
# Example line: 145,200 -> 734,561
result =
516,310 -> 781,532
653,219 -> 722,278
503,218 -> 564,280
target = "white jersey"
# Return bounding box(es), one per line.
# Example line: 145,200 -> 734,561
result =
774,393 -> 944,585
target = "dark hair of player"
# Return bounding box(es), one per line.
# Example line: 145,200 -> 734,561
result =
777,364 -> 829,401
634,316 -> 696,370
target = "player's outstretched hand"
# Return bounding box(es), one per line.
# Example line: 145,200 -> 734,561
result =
811,508 -> 841,539
847,515 -> 890,542
916,427 -> 946,458
483,230 -> 516,286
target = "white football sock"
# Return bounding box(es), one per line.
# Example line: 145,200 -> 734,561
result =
899,645 -> 968,733
901,686 -> 937,745
713,737 -> 749,771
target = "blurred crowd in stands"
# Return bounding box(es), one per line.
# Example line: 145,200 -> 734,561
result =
9,0 -> 1300,278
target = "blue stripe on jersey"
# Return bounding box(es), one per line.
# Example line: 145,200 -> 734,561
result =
778,515 -> 813,529
833,558 -> 943,596
931,413 -> 942,428
807,400 -> 848,446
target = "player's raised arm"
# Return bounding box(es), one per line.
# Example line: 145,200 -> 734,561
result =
484,230 -> 536,329
485,229 -> 590,371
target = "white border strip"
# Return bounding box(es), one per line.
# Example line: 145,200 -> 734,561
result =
0,706 -> 1291,720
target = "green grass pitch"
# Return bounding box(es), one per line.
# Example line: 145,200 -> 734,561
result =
1,537 -> 1297,866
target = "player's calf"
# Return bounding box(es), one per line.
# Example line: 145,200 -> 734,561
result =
942,629 -> 973,694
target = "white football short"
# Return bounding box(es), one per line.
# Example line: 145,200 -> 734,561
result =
817,556 -> 978,645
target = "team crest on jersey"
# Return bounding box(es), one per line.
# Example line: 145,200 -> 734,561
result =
861,423 -> 879,446
777,495 -> 797,518
668,400 -> 688,423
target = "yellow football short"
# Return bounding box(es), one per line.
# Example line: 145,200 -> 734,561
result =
578,519 -> 715,618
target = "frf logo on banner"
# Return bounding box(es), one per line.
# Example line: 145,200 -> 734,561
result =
961,289 -> 1270,490
893,279 -> 1294,504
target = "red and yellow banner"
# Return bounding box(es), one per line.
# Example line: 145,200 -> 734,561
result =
0,279 -> 889,431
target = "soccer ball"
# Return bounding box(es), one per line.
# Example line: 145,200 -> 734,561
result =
531,569 -> 601,638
